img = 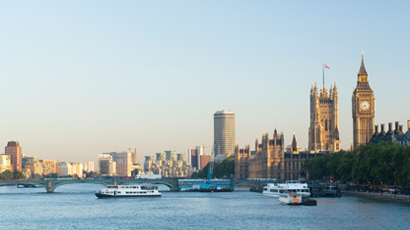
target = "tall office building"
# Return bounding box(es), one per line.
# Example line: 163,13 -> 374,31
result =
188,148 -> 197,169
98,154 -> 116,176
88,161 -> 95,172
214,110 -> 236,156
352,54 -> 375,149
5,141 -> 22,172
105,152 -> 132,177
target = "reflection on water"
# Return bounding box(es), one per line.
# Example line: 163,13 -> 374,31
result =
1,184 -> 410,229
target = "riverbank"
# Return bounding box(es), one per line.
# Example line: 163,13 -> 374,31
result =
342,190 -> 410,203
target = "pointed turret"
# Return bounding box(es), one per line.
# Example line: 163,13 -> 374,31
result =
358,53 -> 368,75
334,126 -> 340,140
292,134 -> 297,152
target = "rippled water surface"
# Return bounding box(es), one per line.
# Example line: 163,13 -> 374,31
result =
1,184 -> 410,229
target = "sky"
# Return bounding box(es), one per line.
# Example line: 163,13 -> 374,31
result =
0,1 -> 409,164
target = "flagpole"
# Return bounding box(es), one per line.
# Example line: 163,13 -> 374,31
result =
322,62 -> 325,86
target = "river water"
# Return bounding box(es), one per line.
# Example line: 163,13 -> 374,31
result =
1,184 -> 409,229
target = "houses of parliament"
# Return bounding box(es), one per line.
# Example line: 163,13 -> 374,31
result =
235,54 -> 375,180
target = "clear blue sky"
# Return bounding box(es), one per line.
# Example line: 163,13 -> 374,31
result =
1,1 -> 409,163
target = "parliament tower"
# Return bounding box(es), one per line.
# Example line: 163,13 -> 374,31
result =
308,81 -> 341,153
352,54 -> 375,149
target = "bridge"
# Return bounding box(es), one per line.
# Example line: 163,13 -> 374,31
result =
0,178 -> 274,193
0,178 -> 179,193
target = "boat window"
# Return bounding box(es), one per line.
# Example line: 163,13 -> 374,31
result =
107,186 -> 112,188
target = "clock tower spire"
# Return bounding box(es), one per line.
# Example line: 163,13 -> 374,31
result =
352,52 -> 375,149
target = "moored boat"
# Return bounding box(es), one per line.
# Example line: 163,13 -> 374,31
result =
17,183 -> 39,188
278,192 -> 303,205
95,185 -> 161,198
262,180 -> 310,198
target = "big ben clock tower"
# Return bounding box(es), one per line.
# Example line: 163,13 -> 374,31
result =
352,53 -> 375,149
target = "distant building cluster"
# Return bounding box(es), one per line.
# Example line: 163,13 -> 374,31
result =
97,149 -> 140,177
188,146 -> 211,170
143,151 -> 195,178
0,141 -> 95,179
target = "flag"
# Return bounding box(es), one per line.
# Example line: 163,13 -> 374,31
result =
323,63 -> 330,69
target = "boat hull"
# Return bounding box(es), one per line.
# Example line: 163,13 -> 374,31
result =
199,188 -> 232,192
95,193 -> 161,199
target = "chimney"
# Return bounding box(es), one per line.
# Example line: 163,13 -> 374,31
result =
374,125 -> 379,135
400,125 -> 403,133
408,120 -> 410,131
379,124 -> 386,136
394,121 -> 399,135
387,122 -> 393,134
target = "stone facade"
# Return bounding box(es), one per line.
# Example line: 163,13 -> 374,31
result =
308,82 -> 340,153
235,130 -> 324,180
352,54 -> 375,149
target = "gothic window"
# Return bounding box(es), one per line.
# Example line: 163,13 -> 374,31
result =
329,119 -> 332,131
325,119 -> 328,131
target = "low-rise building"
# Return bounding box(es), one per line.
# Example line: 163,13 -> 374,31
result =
25,162 -> 44,178
41,160 -> 59,176
0,155 -> 12,173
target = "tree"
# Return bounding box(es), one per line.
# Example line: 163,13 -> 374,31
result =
1,170 -> 14,179
191,157 -> 235,179
13,171 -> 26,179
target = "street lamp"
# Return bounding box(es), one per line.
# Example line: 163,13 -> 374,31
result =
394,182 -> 396,201
368,181 -> 371,197
346,181 -> 349,194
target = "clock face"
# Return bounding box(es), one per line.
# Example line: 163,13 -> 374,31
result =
360,101 -> 370,111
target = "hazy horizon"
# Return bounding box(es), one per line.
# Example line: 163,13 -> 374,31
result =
1,1 -> 409,164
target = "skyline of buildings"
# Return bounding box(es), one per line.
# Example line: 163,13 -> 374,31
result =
235,56 -> 410,180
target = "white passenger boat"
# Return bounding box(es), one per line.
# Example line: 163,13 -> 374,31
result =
262,180 -> 310,198
95,185 -> 161,198
278,192 -> 303,205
